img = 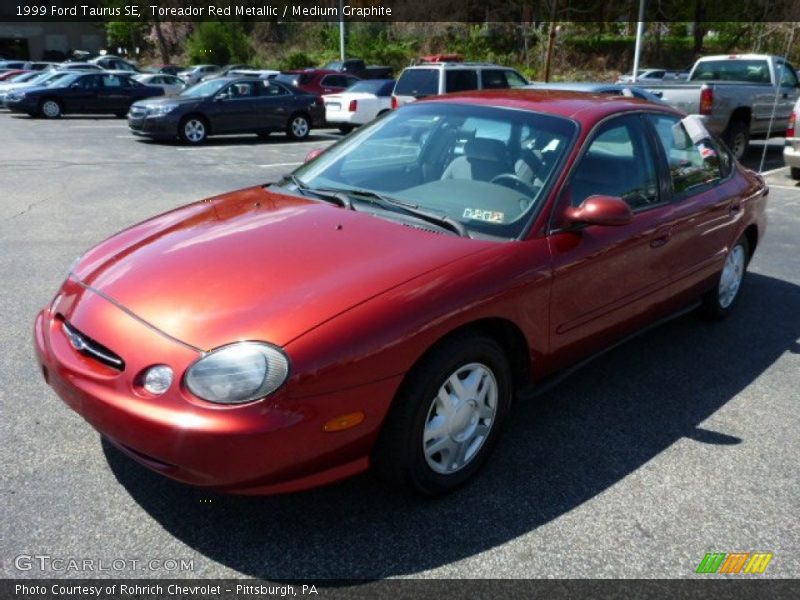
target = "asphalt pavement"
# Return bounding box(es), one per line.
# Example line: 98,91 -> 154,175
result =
1,112 -> 798,580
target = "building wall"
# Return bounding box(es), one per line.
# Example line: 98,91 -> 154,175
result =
0,22 -> 105,60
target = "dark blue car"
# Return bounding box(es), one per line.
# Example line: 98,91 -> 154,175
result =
5,72 -> 163,118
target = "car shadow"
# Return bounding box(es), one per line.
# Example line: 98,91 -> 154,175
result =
103,272 -> 799,581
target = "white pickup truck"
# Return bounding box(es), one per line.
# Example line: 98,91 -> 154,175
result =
638,54 -> 800,159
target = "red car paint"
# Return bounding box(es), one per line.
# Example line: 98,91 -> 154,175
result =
277,69 -> 360,96
34,90 -> 768,494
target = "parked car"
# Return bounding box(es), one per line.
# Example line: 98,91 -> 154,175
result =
322,58 -> 393,80
199,64 -> 255,82
152,65 -> 185,76
90,55 -> 140,72
128,77 -> 324,144
0,70 -> 77,108
0,60 -> 26,73
55,62 -> 104,72
5,71 -> 163,118
784,97 -> 800,180
35,90 -> 767,496
324,79 -> 394,133
228,69 -> 280,80
133,73 -> 185,96
0,69 -> 29,81
392,62 -> 528,108
527,82 -> 668,104
23,61 -> 58,71
616,68 -> 671,83
178,65 -> 220,86
636,54 -> 800,159
275,69 -> 360,96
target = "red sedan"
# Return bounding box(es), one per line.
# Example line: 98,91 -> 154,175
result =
34,91 -> 767,496
274,69 -> 360,96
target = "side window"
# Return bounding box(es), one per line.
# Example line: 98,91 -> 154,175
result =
79,75 -> 101,90
102,75 -> 123,88
263,82 -> 289,96
481,69 -> 509,90
345,76 -> 359,87
322,75 -> 345,88
568,116 -> 659,210
778,63 -> 799,88
445,69 -> 478,93
504,70 -> 529,88
647,114 -> 723,196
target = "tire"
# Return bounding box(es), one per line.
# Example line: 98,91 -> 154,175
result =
701,236 -> 750,319
790,167 -> 800,181
373,332 -> 512,495
286,113 -> 311,140
179,115 -> 208,144
338,124 -> 354,134
723,121 -> 750,161
40,98 -> 62,119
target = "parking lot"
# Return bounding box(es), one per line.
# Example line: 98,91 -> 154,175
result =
1,112 -> 798,580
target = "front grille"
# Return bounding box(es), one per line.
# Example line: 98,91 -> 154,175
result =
62,320 -> 125,371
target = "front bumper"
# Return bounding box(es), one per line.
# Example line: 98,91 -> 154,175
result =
127,112 -> 179,139
784,138 -> 800,170
34,279 -> 399,494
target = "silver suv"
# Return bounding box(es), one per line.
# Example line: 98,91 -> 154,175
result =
392,62 -> 528,108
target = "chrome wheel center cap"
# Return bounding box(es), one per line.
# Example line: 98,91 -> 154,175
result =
449,399 -> 479,440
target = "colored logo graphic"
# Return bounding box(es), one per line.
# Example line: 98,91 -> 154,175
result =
696,552 -> 773,574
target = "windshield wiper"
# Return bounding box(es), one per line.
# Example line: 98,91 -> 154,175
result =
272,174 -> 353,210
322,186 -> 468,237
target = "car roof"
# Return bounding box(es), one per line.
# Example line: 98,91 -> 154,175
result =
419,89 -> 679,121
403,63 -> 513,70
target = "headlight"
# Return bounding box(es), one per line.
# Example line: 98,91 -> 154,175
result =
185,342 -> 289,404
147,103 -> 178,116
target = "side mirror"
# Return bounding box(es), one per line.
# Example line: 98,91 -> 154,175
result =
563,195 -> 633,227
304,148 -> 324,163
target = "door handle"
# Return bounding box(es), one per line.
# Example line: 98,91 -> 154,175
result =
730,198 -> 742,214
650,227 -> 673,248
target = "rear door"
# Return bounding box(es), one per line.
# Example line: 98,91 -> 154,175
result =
444,69 -> 478,93
547,114 -> 675,364
644,113 -> 742,304
98,74 -> 129,112
253,81 -> 294,130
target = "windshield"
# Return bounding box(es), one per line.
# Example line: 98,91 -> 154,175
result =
179,78 -> 228,97
291,102 -> 576,239
324,61 -> 343,70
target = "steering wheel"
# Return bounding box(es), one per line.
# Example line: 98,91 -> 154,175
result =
490,173 -> 538,197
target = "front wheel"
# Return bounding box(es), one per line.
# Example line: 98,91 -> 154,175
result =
373,333 -> 512,495
702,236 -> 749,319
286,113 -> 310,140
40,99 -> 62,119
179,116 -> 207,144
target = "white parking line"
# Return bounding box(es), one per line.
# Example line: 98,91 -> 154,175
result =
766,184 -> 800,191
257,162 -> 302,168
760,165 -> 789,175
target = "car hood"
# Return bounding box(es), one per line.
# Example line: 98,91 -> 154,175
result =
72,186 -> 491,350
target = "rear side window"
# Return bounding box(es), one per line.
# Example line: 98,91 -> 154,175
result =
395,69 -> 438,97
647,114 -> 725,195
777,62 -> 799,87
481,69 -> 510,89
446,69 -> 478,93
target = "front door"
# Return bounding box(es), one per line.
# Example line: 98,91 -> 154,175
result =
547,114 -> 675,366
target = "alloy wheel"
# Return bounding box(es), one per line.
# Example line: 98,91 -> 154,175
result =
719,244 -> 745,308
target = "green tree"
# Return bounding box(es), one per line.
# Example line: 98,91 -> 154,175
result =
186,22 -> 251,65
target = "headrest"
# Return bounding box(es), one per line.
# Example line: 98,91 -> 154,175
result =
465,137 -> 507,162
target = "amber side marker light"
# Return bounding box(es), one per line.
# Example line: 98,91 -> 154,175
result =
323,411 -> 365,432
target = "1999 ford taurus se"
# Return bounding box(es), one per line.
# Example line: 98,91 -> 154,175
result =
34,91 -> 767,495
